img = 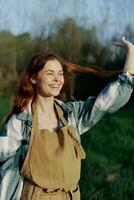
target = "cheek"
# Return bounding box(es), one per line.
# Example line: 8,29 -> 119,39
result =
36,78 -> 48,90
60,79 -> 64,88
37,75 -> 50,84
61,76 -> 65,84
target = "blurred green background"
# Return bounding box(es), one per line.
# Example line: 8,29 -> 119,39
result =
0,0 -> 134,199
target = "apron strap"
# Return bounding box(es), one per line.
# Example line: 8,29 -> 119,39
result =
54,102 -> 68,126
67,126 -> 86,159
54,102 -> 86,159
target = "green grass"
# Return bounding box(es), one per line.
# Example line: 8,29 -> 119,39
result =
80,105 -> 134,200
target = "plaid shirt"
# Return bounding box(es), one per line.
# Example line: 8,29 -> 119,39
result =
0,72 -> 134,200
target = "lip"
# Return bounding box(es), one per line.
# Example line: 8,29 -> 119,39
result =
49,84 -> 61,88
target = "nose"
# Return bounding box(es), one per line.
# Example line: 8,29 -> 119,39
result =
53,74 -> 59,82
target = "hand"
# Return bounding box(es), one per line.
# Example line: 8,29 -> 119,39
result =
114,36 -> 134,74
113,36 -> 134,49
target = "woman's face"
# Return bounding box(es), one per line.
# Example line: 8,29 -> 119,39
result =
33,59 -> 64,97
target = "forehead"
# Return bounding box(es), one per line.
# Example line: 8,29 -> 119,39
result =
44,59 -> 63,71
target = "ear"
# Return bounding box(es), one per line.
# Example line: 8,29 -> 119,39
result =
30,78 -> 36,84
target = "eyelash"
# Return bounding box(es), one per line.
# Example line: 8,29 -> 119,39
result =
46,73 -> 64,75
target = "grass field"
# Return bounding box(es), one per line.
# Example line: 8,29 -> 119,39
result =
0,97 -> 134,200
80,105 -> 134,200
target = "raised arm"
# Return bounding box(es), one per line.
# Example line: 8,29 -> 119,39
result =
114,36 -> 134,75
67,38 -> 134,135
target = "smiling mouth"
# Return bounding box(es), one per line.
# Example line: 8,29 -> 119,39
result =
49,84 -> 61,88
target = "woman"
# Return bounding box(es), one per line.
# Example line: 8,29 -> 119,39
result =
0,37 -> 134,200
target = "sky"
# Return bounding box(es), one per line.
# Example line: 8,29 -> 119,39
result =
0,0 -> 134,41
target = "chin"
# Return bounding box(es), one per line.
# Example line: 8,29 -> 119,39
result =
53,93 -> 60,96
50,90 -> 61,97
48,92 -> 60,97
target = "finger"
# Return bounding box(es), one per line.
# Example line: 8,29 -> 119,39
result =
121,36 -> 133,47
113,41 -> 125,48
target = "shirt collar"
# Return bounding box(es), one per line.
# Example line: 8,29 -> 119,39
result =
16,98 -> 72,122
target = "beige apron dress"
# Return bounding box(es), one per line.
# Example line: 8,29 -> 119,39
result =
20,102 -> 86,200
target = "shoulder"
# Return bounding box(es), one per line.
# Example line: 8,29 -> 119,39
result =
0,101 -> 32,138
0,114 -> 22,140
54,97 -> 96,114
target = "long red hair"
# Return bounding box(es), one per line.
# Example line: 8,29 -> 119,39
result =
3,52 -> 120,123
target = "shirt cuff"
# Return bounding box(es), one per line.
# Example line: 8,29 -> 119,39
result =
118,72 -> 134,86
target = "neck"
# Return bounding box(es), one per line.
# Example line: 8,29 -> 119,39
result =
34,95 -> 55,112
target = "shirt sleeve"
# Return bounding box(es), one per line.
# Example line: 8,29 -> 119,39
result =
66,72 -> 134,135
0,115 -> 22,162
